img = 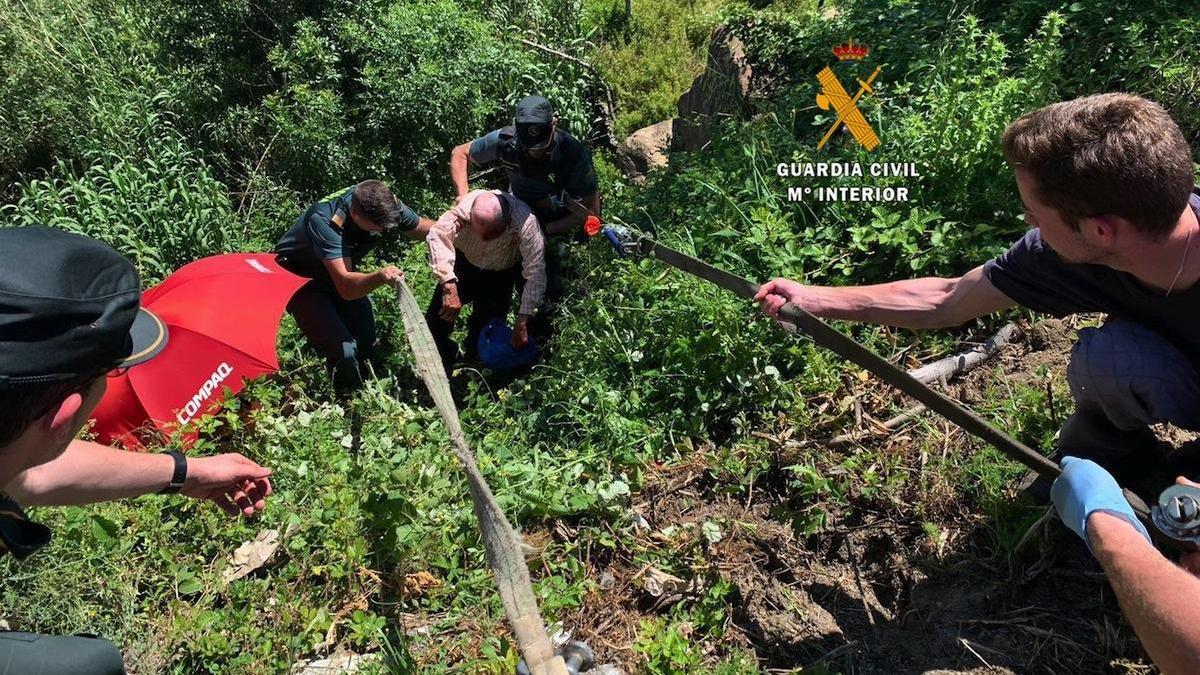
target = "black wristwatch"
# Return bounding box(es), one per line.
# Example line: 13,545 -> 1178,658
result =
158,450 -> 188,494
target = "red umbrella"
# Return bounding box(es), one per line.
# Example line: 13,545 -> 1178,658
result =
90,253 -> 307,448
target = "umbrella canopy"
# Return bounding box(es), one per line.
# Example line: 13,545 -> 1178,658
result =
90,253 -> 307,448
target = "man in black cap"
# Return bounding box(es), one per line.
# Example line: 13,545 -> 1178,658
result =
275,179 -> 433,396
0,226 -> 274,673
451,95 -> 600,238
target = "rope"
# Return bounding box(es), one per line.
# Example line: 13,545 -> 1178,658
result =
391,280 -> 568,675
622,232 -> 1153,521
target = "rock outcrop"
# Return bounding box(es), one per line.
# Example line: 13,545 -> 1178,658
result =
614,26 -> 755,181
615,119 -> 673,183
670,26 -> 753,152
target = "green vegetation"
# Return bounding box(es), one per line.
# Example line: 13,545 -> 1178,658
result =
2,0 -> 1198,672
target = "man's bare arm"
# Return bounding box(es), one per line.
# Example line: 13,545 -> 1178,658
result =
5,440 -> 272,516
1089,511 -> 1200,673
755,264 -> 1016,329
322,257 -> 401,301
404,217 -> 435,240
544,191 -> 599,237
450,142 -> 473,201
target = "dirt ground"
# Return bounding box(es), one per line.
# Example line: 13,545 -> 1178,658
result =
562,319 -> 1186,674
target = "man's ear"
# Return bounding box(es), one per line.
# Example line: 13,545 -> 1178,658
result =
42,392 -> 85,435
1083,215 -> 1120,244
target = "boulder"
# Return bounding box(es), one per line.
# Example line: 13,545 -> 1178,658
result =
615,118 -> 673,182
671,26 -> 753,152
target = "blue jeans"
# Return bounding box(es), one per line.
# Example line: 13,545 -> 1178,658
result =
1058,320 -> 1200,471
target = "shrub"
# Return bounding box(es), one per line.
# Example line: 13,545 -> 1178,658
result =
5,117 -> 237,283
0,0 -> 170,192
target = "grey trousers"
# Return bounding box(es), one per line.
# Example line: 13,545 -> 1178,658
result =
1058,320 -> 1200,471
0,632 -> 124,674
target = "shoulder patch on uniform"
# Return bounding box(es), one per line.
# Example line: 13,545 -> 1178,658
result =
320,185 -> 355,203
331,210 -> 346,230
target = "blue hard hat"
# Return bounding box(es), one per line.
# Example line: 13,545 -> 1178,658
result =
478,318 -> 538,370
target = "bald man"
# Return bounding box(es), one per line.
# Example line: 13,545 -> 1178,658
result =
426,190 -> 547,368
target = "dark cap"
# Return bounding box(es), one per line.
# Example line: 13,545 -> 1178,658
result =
0,226 -> 166,387
514,95 -> 553,125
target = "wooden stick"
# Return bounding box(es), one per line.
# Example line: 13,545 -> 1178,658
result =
830,404 -> 926,445
908,323 -> 1019,384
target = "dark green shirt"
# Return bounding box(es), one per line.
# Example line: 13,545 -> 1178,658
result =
469,127 -> 598,222
274,186 -> 419,283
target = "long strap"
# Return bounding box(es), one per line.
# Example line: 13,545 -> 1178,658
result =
631,235 -> 1153,520
392,280 -> 567,675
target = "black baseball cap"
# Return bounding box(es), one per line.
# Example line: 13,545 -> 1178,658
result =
515,95 -> 553,125
0,226 -> 167,387
514,95 -> 554,149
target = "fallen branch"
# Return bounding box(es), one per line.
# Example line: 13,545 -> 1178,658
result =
830,404 -> 926,445
908,323 -> 1019,385
829,323 -> 1020,445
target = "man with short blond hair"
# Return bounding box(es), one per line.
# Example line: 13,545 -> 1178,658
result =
426,190 -> 546,368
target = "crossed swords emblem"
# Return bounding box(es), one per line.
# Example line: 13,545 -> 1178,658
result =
815,65 -> 882,151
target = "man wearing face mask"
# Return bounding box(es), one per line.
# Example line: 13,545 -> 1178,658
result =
450,96 -> 599,322
425,190 -> 546,369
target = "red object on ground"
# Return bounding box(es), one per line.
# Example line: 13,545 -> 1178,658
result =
90,253 -> 307,449
583,215 -> 603,237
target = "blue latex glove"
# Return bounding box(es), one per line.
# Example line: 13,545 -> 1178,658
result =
1051,456 -> 1151,551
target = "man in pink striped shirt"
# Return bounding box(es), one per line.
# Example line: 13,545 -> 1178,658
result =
425,190 -> 546,368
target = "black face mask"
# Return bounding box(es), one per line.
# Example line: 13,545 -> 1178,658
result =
516,123 -> 553,152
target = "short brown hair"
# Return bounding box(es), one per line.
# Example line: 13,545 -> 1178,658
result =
1001,93 -> 1195,238
0,374 -> 99,447
351,180 -> 399,229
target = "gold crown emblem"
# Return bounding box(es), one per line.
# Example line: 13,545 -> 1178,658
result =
832,42 -> 869,61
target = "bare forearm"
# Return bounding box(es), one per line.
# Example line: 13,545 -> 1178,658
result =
760,265 -> 1012,329
335,269 -> 386,300
6,440 -> 174,506
801,278 -> 963,328
450,147 -> 471,198
1090,512 -> 1200,672
405,217 -> 435,240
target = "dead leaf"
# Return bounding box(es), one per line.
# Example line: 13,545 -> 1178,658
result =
641,567 -> 685,598
402,571 -> 442,597
221,528 -> 280,584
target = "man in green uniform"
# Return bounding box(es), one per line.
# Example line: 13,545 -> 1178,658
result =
275,179 -> 432,396
450,96 -> 600,312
